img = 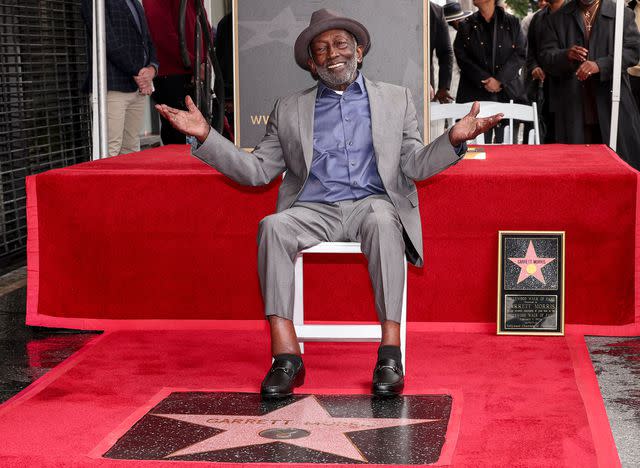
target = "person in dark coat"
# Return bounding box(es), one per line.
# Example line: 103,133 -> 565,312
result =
540,0 -> 640,168
526,0 -> 564,143
430,2 -> 454,103
143,0 -> 212,145
627,0 -> 640,114
454,0 -> 527,142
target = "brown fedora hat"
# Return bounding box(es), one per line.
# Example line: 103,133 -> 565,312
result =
294,8 -> 370,70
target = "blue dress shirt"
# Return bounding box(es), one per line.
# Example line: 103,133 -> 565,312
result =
297,73 -> 385,203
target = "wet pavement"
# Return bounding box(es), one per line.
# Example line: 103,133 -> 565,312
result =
586,336 -> 640,467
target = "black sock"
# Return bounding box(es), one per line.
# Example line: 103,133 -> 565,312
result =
378,345 -> 402,364
274,353 -> 303,370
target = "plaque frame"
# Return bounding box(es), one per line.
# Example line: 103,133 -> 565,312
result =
497,231 -> 565,336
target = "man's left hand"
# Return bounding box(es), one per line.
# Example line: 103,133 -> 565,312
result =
576,61 -> 599,81
138,84 -> 154,96
531,67 -> 546,82
448,101 -> 503,147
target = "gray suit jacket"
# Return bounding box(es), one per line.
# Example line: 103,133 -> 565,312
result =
193,77 -> 463,267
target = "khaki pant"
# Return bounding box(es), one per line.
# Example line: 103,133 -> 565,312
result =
107,91 -> 146,157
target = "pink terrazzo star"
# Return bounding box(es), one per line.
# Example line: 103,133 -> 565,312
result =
508,240 -> 555,284
154,395 -> 438,462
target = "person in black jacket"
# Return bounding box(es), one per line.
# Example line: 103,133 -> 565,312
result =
81,0 -> 158,156
430,2 -> 454,103
454,0 -> 526,142
526,0 -> 564,143
628,0 -> 640,113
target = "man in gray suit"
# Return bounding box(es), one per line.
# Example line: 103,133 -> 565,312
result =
156,9 -> 501,398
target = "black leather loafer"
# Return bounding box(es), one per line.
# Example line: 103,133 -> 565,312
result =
260,356 -> 305,399
372,357 -> 404,396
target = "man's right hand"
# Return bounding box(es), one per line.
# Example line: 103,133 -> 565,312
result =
481,77 -> 502,93
155,96 -> 210,143
567,45 -> 588,62
434,88 -> 454,104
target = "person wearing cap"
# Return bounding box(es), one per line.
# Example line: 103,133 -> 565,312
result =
156,8 -> 501,398
440,1 -> 474,121
443,1 -> 473,30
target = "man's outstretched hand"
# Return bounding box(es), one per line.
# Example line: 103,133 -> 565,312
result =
448,101 -> 503,147
155,96 -> 210,143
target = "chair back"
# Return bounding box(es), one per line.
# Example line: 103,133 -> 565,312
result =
430,101 -> 540,144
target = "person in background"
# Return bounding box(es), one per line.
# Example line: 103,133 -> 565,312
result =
81,0 -> 158,157
526,0 -> 564,143
521,0 -> 549,37
429,1 -> 455,140
430,2 -> 455,104
540,0 -> 640,168
215,10 -> 234,140
443,1 -> 473,102
628,0 -> 640,112
454,0 -> 527,142
143,0 -> 212,145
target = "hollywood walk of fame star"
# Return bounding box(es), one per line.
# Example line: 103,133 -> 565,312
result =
508,240 -> 555,284
239,7 -> 305,51
154,395 -> 438,462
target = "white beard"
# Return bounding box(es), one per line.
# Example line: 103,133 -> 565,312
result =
316,53 -> 359,89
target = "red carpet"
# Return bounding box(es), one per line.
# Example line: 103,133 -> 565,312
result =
0,327 -> 619,467
26,144 -> 638,331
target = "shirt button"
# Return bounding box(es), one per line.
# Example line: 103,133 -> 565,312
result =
348,141 -> 353,146
345,117 -> 350,121
350,161 -> 355,166
352,181 -> 357,186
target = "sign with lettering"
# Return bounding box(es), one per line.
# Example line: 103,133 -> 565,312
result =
234,0 -> 428,148
497,231 -> 565,336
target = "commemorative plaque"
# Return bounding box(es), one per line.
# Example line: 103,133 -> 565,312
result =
497,232 -> 565,335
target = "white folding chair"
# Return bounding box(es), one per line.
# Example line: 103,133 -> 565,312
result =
430,101 -> 541,144
292,241 -> 407,370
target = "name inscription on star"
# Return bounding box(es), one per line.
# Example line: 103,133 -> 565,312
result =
508,240 -> 555,285
203,416 -> 381,430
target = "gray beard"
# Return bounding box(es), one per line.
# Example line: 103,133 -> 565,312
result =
316,54 -> 359,89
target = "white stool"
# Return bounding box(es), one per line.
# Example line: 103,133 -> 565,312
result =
292,241 -> 407,370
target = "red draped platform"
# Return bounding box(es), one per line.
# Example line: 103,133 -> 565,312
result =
26,144 -> 639,333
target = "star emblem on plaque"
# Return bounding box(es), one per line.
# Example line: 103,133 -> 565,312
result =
498,232 -> 565,335
100,391 -> 454,464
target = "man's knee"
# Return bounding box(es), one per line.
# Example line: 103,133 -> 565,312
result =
258,213 -> 290,243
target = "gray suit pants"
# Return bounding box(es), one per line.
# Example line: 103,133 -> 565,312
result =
257,195 -> 405,323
